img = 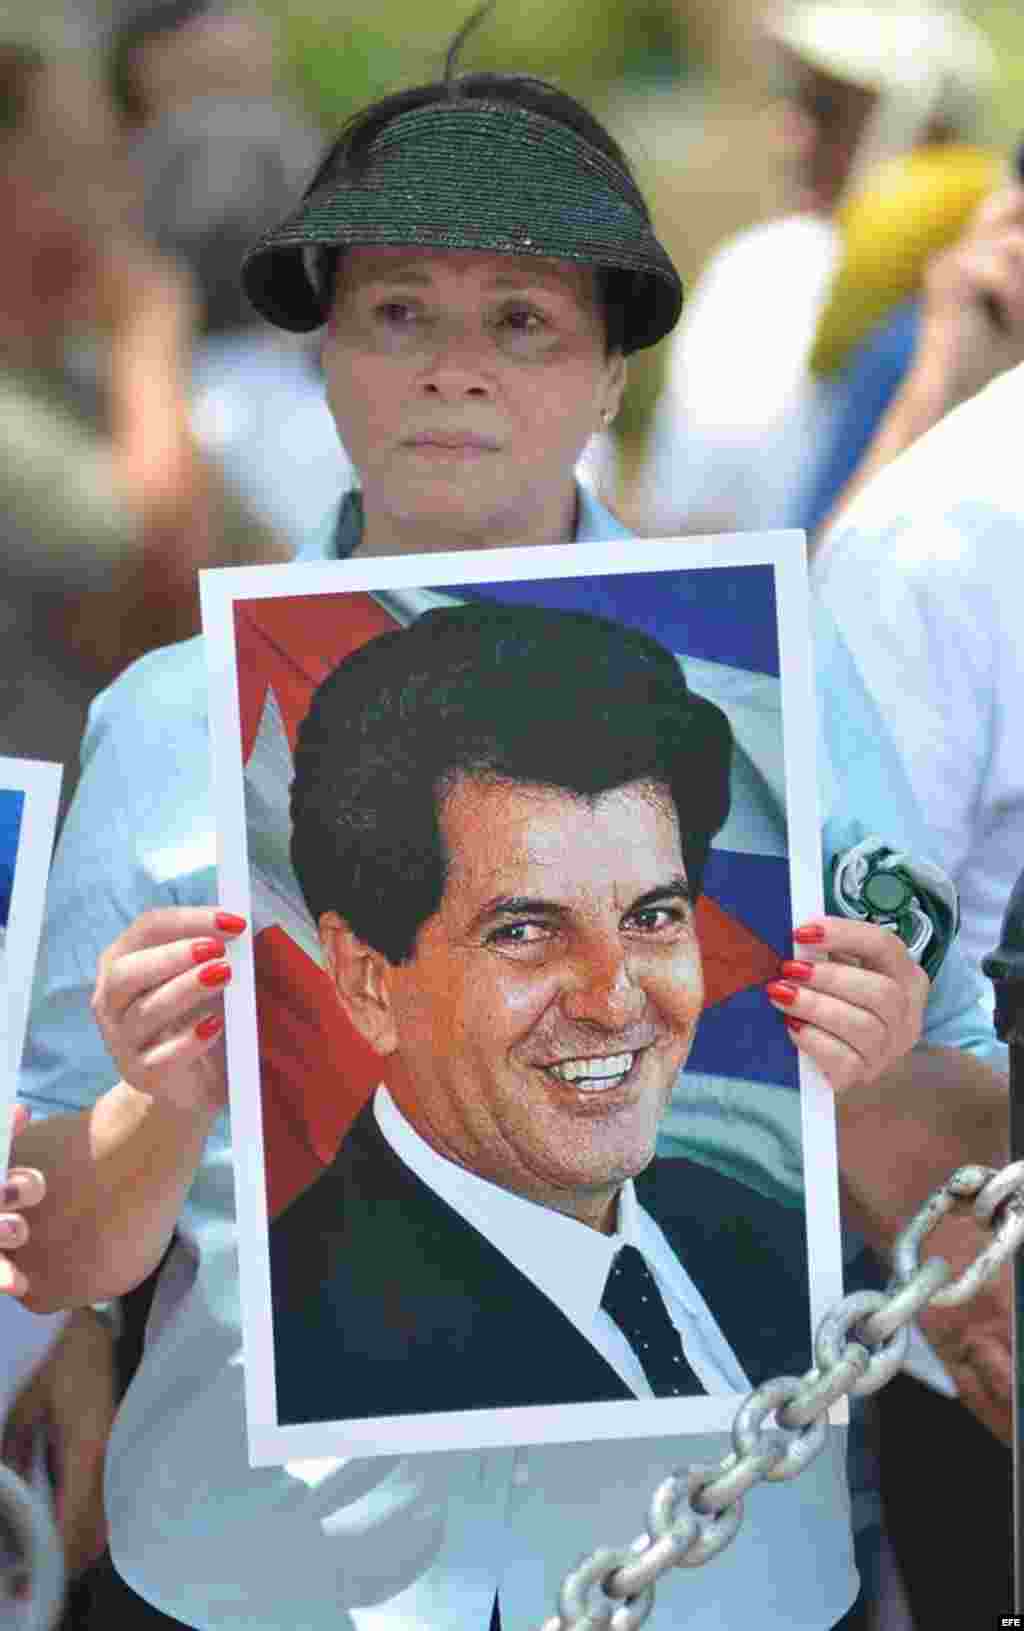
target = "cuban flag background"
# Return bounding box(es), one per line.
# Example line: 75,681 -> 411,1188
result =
234,565 -> 800,1223
1,759 -> 60,1167
0,790 -> 24,938
0,789 -> 23,1097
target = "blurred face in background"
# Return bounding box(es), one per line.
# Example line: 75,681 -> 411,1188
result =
0,57 -> 130,360
770,44 -> 877,213
129,8 -> 278,124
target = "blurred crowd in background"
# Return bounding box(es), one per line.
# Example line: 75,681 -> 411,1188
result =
3,0 -> 1024,1627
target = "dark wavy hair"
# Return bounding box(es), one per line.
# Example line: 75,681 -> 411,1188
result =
290,602 -> 733,964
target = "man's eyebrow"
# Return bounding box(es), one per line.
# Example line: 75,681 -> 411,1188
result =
628,877 -> 692,913
470,876 -> 692,932
473,896 -> 566,928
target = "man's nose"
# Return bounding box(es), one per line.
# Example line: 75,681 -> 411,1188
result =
560,939 -> 647,1030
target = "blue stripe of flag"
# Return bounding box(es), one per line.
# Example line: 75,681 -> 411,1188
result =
689,849 -> 797,1089
441,564 -> 780,676
0,789 -> 25,930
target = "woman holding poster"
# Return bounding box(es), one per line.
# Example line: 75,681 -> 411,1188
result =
7,20 -> 1007,1631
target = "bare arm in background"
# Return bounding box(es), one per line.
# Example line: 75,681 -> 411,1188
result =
838,1043 -> 1011,1443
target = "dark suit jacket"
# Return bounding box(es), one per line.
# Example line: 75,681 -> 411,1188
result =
269,1101 -> 812,1426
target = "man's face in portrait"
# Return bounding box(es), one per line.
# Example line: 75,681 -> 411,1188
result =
325,774 -> 704,1234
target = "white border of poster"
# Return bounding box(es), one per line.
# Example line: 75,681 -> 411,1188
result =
202,532 -> 843,1466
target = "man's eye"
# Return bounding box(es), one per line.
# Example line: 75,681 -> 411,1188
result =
485,921 -> 551,947
625,906 -> 686,935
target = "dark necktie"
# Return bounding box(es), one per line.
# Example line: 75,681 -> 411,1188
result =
600,1243 -> 705,1397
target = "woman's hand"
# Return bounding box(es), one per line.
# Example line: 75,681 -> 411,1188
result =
90,906 -> 248,1116
764,916 -> 929,1094
0,1108 -> 45,1299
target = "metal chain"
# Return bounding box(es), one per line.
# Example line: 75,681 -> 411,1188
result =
537,1159 -> 1024,1631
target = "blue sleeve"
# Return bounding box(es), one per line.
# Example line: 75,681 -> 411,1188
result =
19,637 -> 217,1119
813,599 -> 1004,1067
796,301 -> 922,537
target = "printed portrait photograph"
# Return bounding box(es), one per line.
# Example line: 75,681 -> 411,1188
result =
0,758 -> 61,1166
201,534 -> 843,1464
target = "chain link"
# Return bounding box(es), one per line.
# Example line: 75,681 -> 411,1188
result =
536,1160 -> 1024,1631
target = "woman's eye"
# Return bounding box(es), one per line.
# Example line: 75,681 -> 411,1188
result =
503,308 -> 544,331
499,307 -> 553,341
376,301 -> 416,323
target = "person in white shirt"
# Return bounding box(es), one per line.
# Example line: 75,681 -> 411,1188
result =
633,0 -> 996,537
813,358 -> 1024,986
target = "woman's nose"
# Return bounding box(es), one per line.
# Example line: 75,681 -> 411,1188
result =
418,321 -> 494,398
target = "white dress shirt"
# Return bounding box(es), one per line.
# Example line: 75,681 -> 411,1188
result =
814,359 -> 1024,988
374,1085 -> 751,1398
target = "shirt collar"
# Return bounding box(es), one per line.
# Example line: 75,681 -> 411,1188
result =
297,482 -> 632,563
373,1084 -> 642,1332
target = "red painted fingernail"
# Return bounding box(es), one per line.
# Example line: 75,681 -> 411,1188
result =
765,980 -> 799,1006
793,923 -> 826,944
215,912 -> 247,935
195,1015 -> 224,1041
779,960 -> 815,981
198,962 -> 231,989
191,938 -> 225,965
784,1016 -> 806,1032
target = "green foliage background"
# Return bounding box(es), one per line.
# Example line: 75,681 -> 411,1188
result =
965,1 -> 1024,150
262,0 -> 696,134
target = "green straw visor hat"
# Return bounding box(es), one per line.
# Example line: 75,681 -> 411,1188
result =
241,99 -> 684,355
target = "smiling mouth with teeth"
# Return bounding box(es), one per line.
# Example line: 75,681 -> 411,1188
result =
546,1052 -> 637,1090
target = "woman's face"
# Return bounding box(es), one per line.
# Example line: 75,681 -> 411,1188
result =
322,247 -> 626,549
